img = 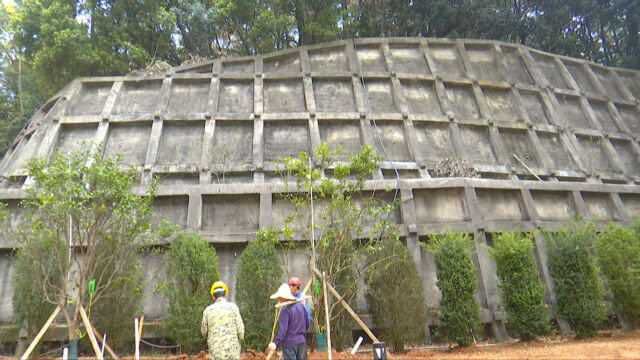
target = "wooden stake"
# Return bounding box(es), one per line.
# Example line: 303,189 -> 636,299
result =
312,267 -> 379,343
134,318 -> 140,360
322,272 -> 332,360
92,326 -> 120,359
20,305 -> 61,360
138,315 -> 145,339
79,304 -> 103,359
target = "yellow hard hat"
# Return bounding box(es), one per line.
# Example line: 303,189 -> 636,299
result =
210,281 -> 229,297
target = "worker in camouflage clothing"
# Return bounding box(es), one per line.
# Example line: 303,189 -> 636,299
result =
201,281 -> 245,360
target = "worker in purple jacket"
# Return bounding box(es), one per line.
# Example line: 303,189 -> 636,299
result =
268,283 -> 310,360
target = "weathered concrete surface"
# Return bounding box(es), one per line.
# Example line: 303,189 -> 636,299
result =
2,37 -> 640,342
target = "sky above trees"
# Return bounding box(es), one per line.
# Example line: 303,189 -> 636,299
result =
0,0 -> 638,156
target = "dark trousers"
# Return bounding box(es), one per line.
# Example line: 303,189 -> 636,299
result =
282,343 -> 307,360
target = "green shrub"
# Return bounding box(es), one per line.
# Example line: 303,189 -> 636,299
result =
236,229 -> 284,350
545,223 -> 605,338
491,232 -> 549,340
162,232 -> 219,352
13,235 -> 64,344
428,232 -> 480,347
365,231 -> 427,352
596,223 -> 640,325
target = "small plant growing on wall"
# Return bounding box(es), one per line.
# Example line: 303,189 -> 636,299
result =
427,232 -> 480,347
161,231 -> 220,352
365,222 -> 427,352
491,232 -> 550,340
596,223 -> 640,326
235,228 -> 284,350
545,223 -> 605,338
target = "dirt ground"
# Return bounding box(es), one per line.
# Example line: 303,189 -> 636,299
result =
9,330 -> 640,359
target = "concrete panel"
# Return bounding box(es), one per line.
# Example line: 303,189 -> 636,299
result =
55,123 -> 97,155
364,79 -> 398,113
156,121 -> 205,166
67,82 -> 113,115
263,80 -> 306,113
519,90 -> 549,125
617,71 -> 640,100
152,195 -> 189,227
532,53 -> 569,89
0,200 -> 23,248
617,105 -> 640,134
356,45 -> 387,73
211,172 -> 253,184
313,79 -> 356,112
591,66 -> 625,100
500,129 -> 540,169
611,139 -> 640,176
264,120 -> 310,162
202,194 -> 259,233
400,80 -> 442,117
500,46 -> 534,85
155,173 -> 199,186
211,121 -> 253,168
168,79 -> 210,114
218,80 -> 254,113
419,246 -> 442,311
355,191 -> 401,225
557,94 -> 593,129
414,122 -> 455,166
382,169 -> 420,179
476,189 -> 526,220
484,88 -> 519,124
7,128 -> 47,173
414,188 -> 467,223
429,43 -> 465,78
280,246 -> 312,287
444,83 -> 480,120
589,100 -> 619,133
0,254 -> 15,323
466,45 -> 504,82
371,120 -> 411,161
140,253 -> 168,320
576,135 -> 615,173
536,132 -> 577,170
222,60 -> 254,74
564,61 -> 598,94
112,80 -> 162,115
309,46 -> 349,73
582,192 -> 615,220
620,194 -> 640,218
389,44 -> 430,74
459,125 -> 496,165
318,120 -> 361,160
104,122 -> 151,166
530,190 -> 576,220
264,53 -> 301,74
216,244 -> 244,302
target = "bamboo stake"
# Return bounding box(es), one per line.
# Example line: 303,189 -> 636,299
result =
92,326 -> 119,359
312,267 -> 379,343
134,318 -> 140,360
513,154 -> 543,181
20,305 -> 61,360
79,304 -> 103,359
138,315 -> 145,339
322,272 -> 332,360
